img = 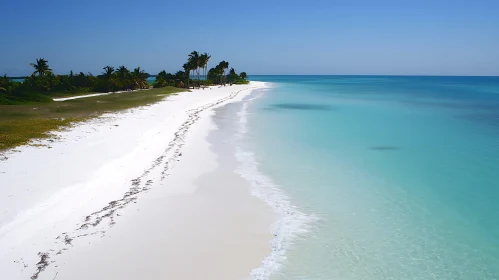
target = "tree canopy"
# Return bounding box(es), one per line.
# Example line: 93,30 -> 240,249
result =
153,51 -> 248,89
2,52 -> 249,104
31,58 -> 52,77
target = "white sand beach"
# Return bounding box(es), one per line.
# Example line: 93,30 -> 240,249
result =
0,82 -> 274,280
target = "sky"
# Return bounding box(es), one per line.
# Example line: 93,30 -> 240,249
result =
1,0 -> 498,76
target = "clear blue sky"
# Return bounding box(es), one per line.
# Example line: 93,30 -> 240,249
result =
1,0 -> 498,76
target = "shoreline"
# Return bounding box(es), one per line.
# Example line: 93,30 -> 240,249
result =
0,82 -> 273,279
232,90 -> 314,279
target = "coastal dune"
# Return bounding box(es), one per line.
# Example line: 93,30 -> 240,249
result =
0,82 -> 272,280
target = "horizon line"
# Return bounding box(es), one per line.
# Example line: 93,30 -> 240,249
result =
6,74 -> 498,78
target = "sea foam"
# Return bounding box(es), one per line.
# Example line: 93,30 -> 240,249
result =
233,89 -> 316,280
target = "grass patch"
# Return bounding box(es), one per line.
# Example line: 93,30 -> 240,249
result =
0,92 -> 54,105
0,87 -> 185,151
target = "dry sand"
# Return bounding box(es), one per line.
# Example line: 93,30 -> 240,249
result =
0,82 -> 273,280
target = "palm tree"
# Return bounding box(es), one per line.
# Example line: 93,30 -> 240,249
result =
215,64 -> 224,85
174,70 -> 186,85
101,66 -> 115,92
217,61 -> 229,85
228,67 -> 239,84
207,67 -> 217,82
240,72 -> 248,79
182,63 -> 191,88
189,60 -> 196,84
116,66 -> 130,80
198,53 -> 206,80
102,66 -> 115,79
31,58 -> 52,77
155,70 -> 168,88
157,70 -> 167,79
199,53 -> 211,80
131,67 -> 149,89
206,54 -> 211,80
116,65 -> 131,90
188,51 -> 200,87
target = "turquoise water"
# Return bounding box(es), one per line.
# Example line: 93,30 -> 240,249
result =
242,76 -> 499,279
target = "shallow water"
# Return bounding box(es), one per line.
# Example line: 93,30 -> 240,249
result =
241,76 -> 499,279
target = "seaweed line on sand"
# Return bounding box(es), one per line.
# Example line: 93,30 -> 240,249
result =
0,153 -> 9,161
29,86 -> 257,279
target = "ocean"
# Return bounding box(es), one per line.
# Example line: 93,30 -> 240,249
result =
224,76 -> 499,279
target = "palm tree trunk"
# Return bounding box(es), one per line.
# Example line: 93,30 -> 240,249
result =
192,69 -> 195,87
197,68 -> 200,88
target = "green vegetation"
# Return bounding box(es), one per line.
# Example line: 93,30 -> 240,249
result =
0,87 -> 184,151
1,60 -> 151,104
2,51 -> 249,104
1,50 -> 250,150
153,50 -> 248,89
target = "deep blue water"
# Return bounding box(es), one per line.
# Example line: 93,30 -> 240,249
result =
244,76 -> 499,279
